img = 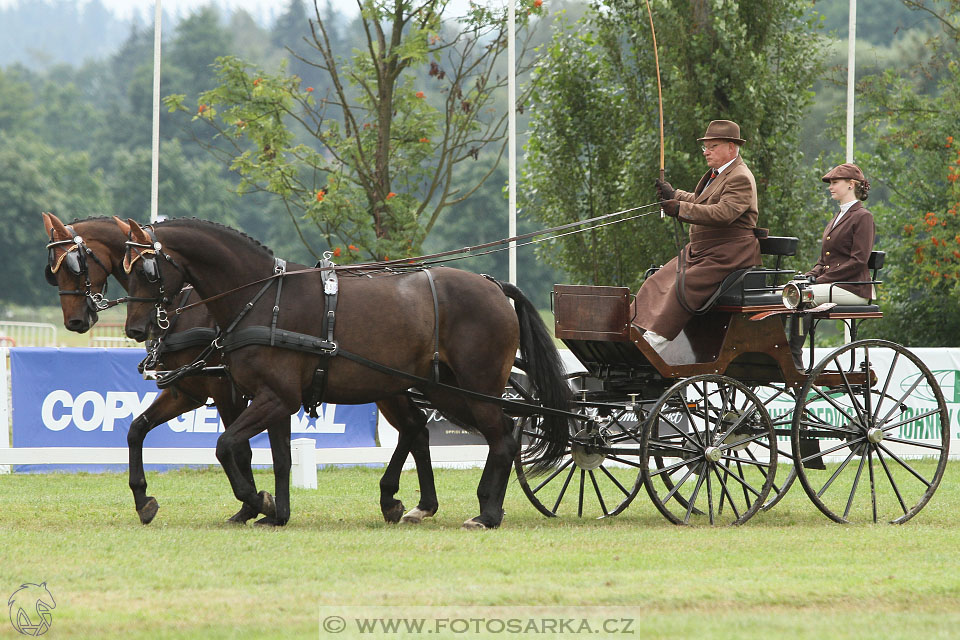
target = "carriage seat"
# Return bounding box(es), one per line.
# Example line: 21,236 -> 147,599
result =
758,235 -> 799,257
712,269 -> 783,307
710,237 -> 800,307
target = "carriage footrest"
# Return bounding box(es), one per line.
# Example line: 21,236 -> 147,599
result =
799,437 -> 826,470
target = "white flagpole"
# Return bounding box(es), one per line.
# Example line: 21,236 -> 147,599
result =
845,0 -> 856,163
150,1 -> 163,223
507,0 -> 517,285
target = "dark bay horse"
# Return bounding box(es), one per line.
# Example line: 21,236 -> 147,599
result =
42,213 -> 285,525
43,214 -> 466,528
117,217 -> 572,528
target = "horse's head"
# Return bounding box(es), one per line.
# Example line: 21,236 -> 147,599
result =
42,212 -> 121,333
116,217 -> 188,343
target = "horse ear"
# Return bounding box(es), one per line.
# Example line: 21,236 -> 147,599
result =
43,212 -> 70,240
113,216 -> 131,237
126,218 -> 151,244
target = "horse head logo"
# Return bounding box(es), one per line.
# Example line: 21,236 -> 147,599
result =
7,583 -> 56,636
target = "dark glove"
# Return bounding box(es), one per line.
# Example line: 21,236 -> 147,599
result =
807,275 -> 817,284
655,178 -> 675,200
661,199 -> 680,218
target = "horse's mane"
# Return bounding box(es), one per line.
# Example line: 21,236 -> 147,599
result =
154,217 -> 275,257
68,215 -> 119,226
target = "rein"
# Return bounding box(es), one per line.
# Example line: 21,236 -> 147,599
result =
174,202 -> 662,316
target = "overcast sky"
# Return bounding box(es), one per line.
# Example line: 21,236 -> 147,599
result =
0,1 -> 356,24
0,0 -> 479,24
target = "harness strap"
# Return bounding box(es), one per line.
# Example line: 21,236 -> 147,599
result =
424,269 -> 441,383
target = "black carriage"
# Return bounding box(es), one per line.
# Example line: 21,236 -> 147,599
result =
513,236 -> 951,525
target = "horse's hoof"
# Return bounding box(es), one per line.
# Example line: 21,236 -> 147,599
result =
383,501 -> 405,524
462,517 -> 489,530
401,507 -> 436,525
137,497 -> 159,525
258,491 -> 277,518
253,516 -> 282,527
226,508 -> 253,525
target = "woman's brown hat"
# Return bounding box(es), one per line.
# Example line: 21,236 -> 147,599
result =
697,120 -> 746,145
821,162 -> 866,183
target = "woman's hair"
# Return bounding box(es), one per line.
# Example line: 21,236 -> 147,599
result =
852,179 -> 870,201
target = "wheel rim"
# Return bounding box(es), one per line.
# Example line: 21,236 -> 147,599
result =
641,375 -> 777,525
791,339 -> 950,524
514,405 -> 645,518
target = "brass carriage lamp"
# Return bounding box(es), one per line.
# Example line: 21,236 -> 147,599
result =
782,281 -> 815,309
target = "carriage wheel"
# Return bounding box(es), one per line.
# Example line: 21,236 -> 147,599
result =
748,383 -> 800,511
514,404 -> 646,519
791,340 -> 950,524
641,375 -> 777,525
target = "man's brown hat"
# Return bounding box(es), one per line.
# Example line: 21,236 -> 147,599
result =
821,162 -> 866,183
698,120 -> 746,145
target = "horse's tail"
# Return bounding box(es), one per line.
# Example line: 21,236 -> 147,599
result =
501,282 -> 571,474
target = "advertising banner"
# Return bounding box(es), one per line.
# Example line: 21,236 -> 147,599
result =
10,348 -> 377,472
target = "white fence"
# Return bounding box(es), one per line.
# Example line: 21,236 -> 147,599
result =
0,321 -> 57,347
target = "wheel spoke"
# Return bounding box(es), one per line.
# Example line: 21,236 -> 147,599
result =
881,436 -> 944,452
588,470 -> 609,516
876,443 -> 933,487
659,408 -> 703,450
706,465 -> 715,525
874,444 -> 909,515
795,417 -> 861,437
714,463 -> 763,499
531,458 -> 573,494
815,448 -> 859,499
801,436 -> 867,465
831,357 -> 869,427
660,463 -> 698,506
598,464 -> 631,497
720,453 -> 772,469
808,384 -> 861,426
648,452 -> 705,478
551,465 -> 577,513
842,451 -> 868,520
712,465 -> 741,521
604,454 -> 647,469
718,431 -> 768,453
577,469 -> 587,518
872,350 -> 901,425
683,466 -> 708,524
879,409 -> 944,435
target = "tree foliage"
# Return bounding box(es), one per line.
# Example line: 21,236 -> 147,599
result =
855,0 -> 960,345
522,0 -> 827,289
166,0 -> 546,263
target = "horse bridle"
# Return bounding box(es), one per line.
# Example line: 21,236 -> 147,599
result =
45,225 -> 115,313
123,226 -> 186,330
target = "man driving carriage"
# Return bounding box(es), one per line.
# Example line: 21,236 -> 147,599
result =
634,119 -> 762,353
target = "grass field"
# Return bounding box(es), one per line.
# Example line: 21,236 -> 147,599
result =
1,463 -> 959,639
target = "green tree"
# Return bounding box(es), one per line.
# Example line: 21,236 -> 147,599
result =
0,133 -> 108,305
166,0 -> 546,263
855,0 -> 960,345
523,0 -> 827,289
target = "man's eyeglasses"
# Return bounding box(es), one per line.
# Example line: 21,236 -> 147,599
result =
701,143 -> 726,152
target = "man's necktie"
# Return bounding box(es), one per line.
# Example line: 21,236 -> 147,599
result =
709,169 -> 718,180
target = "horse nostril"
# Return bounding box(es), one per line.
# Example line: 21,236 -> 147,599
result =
126,328 -> 146,342
66,318 -> 88,333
